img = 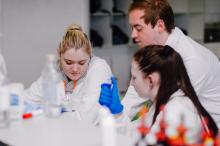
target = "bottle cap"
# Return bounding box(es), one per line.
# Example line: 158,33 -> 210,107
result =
47,54 -> 56,62
8,83 -> 24,94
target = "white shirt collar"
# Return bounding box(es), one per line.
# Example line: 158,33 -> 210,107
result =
165,27 -> 183,49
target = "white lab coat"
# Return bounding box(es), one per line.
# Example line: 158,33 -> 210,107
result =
21,56 -> 112,124
118,90 -> 203,144
145,90 -> 203,144
122,27 -> 220,128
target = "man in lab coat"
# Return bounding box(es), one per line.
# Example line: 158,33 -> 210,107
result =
99,0 -> 220,128
123,0 -> 220,127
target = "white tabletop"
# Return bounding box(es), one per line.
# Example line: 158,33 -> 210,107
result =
0,113 -> 135,146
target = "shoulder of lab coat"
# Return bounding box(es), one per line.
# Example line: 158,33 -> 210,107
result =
166,27 -> 215,93
20,76 -> 44,103
166,27 -> 220,128
77,56 -> 112,123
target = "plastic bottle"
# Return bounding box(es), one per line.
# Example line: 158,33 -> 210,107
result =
42,54 -> 65,118
0,56 -> 10,128
0,86 -> 10,128
99,106 -> 116,146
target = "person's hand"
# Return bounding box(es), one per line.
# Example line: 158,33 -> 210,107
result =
24,101 -> 42,113
99,77 -> 123,114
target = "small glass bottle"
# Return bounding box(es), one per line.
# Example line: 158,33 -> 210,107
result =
0,86 -> 10,128
42,54 -> 65,118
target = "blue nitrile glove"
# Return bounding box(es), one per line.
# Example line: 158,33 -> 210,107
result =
110,77 -> 123,114
99,83 -> 112,107
99,77 -> 123,114
24,101 -> 42,113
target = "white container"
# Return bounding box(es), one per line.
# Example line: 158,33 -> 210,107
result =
8,83 -> 24,120
0,86 -> 10,128
99,106 -> 116,146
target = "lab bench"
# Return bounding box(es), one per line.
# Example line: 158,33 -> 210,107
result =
0,112 -> 134,146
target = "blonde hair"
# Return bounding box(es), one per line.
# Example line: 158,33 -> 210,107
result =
57,24 -> 92,69
58,24 -> 92,56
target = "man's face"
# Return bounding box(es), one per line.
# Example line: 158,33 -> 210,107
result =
129,9 -> 159,48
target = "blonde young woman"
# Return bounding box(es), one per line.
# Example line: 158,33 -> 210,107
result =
22,24 -> 112,123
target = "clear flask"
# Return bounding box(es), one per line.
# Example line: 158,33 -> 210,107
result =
0,86 -> 10,128
42,54 -> 64,118
0,55 -> 10,128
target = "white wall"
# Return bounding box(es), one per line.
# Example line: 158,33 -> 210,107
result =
0,0 -> 2,52
1,0 -> 89,87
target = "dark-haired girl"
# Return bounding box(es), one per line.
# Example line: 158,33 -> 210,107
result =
130,45 -> 218,143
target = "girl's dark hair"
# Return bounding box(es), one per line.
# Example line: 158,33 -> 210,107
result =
133,45 -> 218,137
